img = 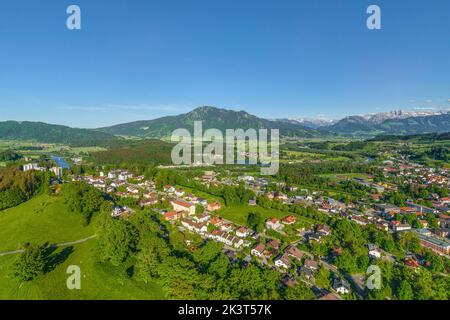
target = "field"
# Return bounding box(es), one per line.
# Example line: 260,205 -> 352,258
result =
0,240 -> 166,300
0,195 -> 96,252
219,204 -> 315,227
0,195 -> 166,300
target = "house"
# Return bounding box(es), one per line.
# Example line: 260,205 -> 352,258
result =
171,200 -> 196,215
174,189 -> 185,197
181,219 -> 208,234
274,254 -> 291,269
266,239 -> 280,251
393,223 -> 412,232
285,245 -> 304,261
404,256 -> 420,269
163,211 -> 182,221
298,266 -> 314,279
368,244 -> 382,259
332,277 -> 351,295
307,233 -> 322,243
251,243 -> 265,258
193,213 -> 210,223
164,185 -> 175,193
316,224 -> 332,236
282,215 -> 297,225
220,223 -> 234,232
111,206 -> 134,218
236,226 -> 251,238
400,206 -> 416,215
303,259 -> 319,271
281,276 -> 296,288
207,202 -> 222,212
118,171 -> 133,181
266,218 -> 284,231
209,217 -> 224,226
212,231 -> 244,248
418,220 -> 429,228
274,192 -> 288,201
126,186 -> 139,194
318,291 -> 341,300
139,197 -> 158,207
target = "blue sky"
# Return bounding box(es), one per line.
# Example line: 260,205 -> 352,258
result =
0,0 -> 449,128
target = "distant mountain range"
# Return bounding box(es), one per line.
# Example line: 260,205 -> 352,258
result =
0,107 -> 449,146
320,112 -> 450,135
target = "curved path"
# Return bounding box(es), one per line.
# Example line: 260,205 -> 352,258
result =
0,235 -> 96,257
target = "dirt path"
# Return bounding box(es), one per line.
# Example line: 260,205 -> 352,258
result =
0,235 -> 96,257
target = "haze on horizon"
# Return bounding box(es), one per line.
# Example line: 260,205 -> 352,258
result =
0,0 -> 449,128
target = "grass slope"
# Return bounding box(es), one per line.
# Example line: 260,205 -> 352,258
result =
0,195 -> 95,252
0,240 -> 166,300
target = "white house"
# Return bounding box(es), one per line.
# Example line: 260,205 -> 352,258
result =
274,254 -> 291,269
266,218 -> 284,231
171,200 -> 196,216
251,243 -> 265,258
368,244 -> 382,259
236,226 -> 251,238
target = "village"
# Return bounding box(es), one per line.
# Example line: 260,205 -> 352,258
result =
28,151 -> 444,300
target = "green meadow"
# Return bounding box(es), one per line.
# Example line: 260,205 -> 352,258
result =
0,240 -> 166,300
0,195 -> 95,252
219,204 -> 315,226
0,195 -> 166,300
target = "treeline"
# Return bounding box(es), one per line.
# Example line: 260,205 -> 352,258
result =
0,150 -> 23,161
0,166 -> 51,210
91,139 -> 174,166
370,132 -> 450,142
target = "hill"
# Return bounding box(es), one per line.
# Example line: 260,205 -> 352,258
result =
0,194 -> 166,299
0,194 -> 96,252
97,106 -> 317,138
0,121 -> 119,147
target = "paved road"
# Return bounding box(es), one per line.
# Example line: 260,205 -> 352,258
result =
0,235 -> 96,257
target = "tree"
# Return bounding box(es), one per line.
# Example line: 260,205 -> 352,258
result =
315,266 -> 331,289
247,212 -> 264,232
284,282 -> 316,300
397,280 -> 414,300
97,219 -> 138,266
12,243 -> 47,281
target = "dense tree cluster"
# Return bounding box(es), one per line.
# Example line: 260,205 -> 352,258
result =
0,166 -> 51,210
59,181 -> 106,225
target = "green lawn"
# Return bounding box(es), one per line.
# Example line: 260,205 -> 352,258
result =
0,240 -> 166,300
219,204 -> 315,226
0,195 -> 96,252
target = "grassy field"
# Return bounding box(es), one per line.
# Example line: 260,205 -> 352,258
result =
0,195 -> 166,300
0,240 -> 166,300
219,204 -> 315,226
319,173 -> 372,182
0,195 -> 96,252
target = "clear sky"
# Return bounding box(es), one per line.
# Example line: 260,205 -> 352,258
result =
0,0 -> 449,128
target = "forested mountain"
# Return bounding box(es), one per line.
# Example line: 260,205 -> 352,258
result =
0,121 -> 119,147
97,106 -> 317,138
